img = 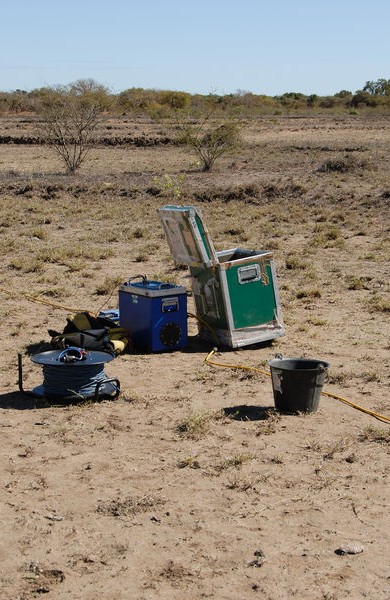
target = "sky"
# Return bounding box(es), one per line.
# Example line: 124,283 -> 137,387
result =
1,0 -> 389,97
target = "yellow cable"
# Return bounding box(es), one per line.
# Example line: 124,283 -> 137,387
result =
5,287 -> 387,424
321,390 -> 390,424
205,348 -> 390,424
188,312 -> 220,345
0,286 -> 87,314
205,348 -> 271,377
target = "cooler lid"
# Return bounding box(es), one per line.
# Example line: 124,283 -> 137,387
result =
119,277 -> 187,297
158,205 -> 218,267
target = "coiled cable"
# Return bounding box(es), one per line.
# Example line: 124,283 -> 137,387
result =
41,362 -> 111,398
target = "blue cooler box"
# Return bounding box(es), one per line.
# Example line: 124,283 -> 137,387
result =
119,277 -> 188,353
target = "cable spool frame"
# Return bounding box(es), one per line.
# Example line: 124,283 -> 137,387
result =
18,350 -> 120,402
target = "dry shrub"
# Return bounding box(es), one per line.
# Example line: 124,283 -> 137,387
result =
318,153 -> 373,173
262,181 -> 305,199
193,183 -> 261,203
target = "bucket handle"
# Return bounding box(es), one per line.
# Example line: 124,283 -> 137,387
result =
318,363 -> 330,382
273,354 -> 330,380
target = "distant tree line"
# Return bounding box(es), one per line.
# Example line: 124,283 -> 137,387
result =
1,77 -> 390,118
9,79 -> 242,174
2,77 -> 389,175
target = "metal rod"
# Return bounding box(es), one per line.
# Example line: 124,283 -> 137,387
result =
18,352 -> 24,394
94,378 -> 121,402
18,352 -> 37,398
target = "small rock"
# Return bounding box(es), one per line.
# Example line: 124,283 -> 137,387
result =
335,542 -> 364,555
345,453 -> 357,463
249,549 -> 266,567
150,515 -> 161,523
44,514 -> 64,521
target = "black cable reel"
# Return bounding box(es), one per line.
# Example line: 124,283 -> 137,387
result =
18,346 -> 120,402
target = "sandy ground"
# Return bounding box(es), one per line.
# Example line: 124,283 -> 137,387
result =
0,114 -> 389,599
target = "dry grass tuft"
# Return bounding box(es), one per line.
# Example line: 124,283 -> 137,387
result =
176,410 -> 224,439
214,452 -> 255,473
97,494 -> 164,517
358,425 -> 390,444
366,294 -> 390,313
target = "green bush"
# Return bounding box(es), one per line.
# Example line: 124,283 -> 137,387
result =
179,121 -> 241,172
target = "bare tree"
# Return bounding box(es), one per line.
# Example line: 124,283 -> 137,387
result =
38,80 -> 109,174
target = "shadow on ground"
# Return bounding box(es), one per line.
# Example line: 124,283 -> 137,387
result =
223,404 -> 275,421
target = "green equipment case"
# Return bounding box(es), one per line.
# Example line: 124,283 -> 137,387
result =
158,205 -> 285,348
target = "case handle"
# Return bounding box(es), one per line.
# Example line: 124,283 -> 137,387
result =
127,274 -> 147,284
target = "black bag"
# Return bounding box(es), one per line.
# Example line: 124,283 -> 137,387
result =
49,312 -> 129,355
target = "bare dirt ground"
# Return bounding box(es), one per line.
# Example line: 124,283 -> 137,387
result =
0,114 -> 389,599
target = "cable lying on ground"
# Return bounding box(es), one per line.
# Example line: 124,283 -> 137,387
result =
204,348 -> 390,424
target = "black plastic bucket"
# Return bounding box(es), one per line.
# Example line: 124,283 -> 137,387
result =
268,357 -> 330,414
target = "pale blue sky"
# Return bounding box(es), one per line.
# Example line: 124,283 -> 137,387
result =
1,0 -> 389,96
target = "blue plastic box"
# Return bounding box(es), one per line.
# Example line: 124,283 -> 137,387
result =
118,277 -> 188,353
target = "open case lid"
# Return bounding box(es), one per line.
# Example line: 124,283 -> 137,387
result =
158,205 -> 218,267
